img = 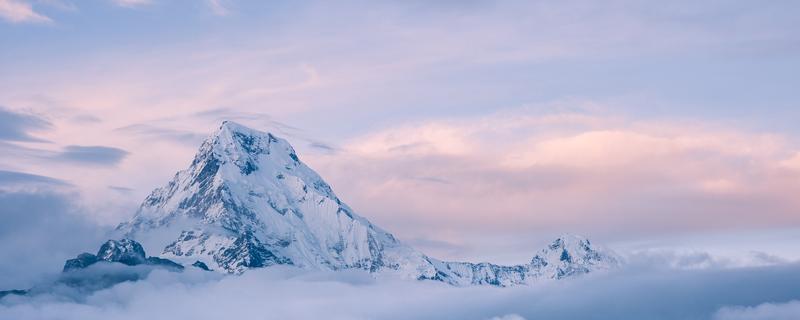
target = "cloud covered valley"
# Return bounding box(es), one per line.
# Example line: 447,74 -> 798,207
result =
2,258 -> 800,320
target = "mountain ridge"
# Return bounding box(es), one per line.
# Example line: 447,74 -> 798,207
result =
115,121 -> 618,286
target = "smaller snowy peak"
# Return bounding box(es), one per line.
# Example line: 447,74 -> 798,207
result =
529,234 -> 618,279
64,239 -> 184,272
97,239 -> 147,265
544,234 -> 604,259
1,240 -> 189,299
424,234 -> 618,286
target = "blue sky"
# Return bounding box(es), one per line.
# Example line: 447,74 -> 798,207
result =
3,1 -> 799,137
1,0 -> 800,264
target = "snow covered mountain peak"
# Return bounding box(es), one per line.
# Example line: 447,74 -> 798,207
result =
205,120 -> 308,179
218,119 -> 255,134
529,233 -> 618,280
96,239 -> 147,264
118,121 -> 405,274
116,121 -> 618,285
213,121 -> 298,164
120,120 -> 343,233
542,233 -> 594,256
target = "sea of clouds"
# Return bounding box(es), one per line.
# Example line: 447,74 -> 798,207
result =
1,258 -> 800,320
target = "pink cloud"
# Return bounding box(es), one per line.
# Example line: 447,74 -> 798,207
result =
305,111 -> 800,260
0,0 -> 51,23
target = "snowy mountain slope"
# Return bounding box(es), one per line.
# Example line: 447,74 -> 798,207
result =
117,121 -> 618,286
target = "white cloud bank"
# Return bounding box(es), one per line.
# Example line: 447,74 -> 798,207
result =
112,0 -> 151,8
2,260 -> 799,320
715,300 -> 800,320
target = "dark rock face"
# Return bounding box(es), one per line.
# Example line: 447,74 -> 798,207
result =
145,257 -> 185,270
63,253 -> 100,272
215,232 -> 292,272
97,239 -> 147,266
192,261 -> 211,271
0,289 -> 27,299
63,239 -> 184,272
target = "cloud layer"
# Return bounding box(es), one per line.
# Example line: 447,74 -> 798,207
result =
0,189 -> 106,289
0,170 -> 68,188
0,158 -> 111,289
53,145 -> 129,166
1,260 -> 799,320
715,300 -> 800,320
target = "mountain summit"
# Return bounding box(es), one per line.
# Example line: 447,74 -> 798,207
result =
117,121 -> 617,286
118,121 -> 425,275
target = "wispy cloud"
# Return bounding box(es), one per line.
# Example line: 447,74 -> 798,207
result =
0,0 -> 51,24
308,141 -> 337,154
114,124 -> 205,145
206,0 -> 228,16
0,169 -> 70,190
111,0 -> 151,8
107,185 -> 134,193
0,107 -> 51,142
52,145 -> 129,166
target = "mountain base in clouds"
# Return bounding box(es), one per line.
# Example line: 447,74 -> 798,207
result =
64,239 -> 185,272
0,239 -> 196,299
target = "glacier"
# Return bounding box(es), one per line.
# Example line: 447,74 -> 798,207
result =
114,121 -> 618,286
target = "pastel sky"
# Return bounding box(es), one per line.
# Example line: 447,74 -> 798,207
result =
1,0 -> 800,264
